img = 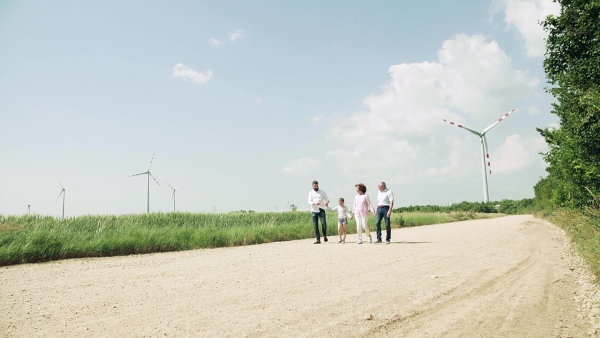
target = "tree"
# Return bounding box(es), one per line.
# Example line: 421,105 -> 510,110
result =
537,0 -> 600,208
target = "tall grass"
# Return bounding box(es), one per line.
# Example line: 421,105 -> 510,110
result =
535,196 -> 600,281
0,211 -> 501,266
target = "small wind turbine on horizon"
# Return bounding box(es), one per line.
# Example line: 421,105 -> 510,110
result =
443,109 -> 516,203
24,200 -> 31,215
57,179 -> 74,219
166,182 -> 185,212
130,154 -> 160,214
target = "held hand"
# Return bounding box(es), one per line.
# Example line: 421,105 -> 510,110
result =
387,211 -> 391,218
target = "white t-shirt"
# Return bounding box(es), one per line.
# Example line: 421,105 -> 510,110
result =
329,205 -> 350,218
377,188 -> 394,206
307,189 -> 329,212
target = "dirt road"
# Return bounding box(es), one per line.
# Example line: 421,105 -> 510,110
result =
1,215 -> 599,337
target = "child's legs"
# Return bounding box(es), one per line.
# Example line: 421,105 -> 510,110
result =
338,221 -> 343,239
342,223 -> 347,239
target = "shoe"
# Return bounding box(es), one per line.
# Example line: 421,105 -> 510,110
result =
375,240 -> 382,243
342,240 -> 345,244
324,237 -> 328,242
314,241 -> 321,244
338,240 -> 342,243
368,235 -> 372,243
357,240 -> 363,244
386,240 -> 390,244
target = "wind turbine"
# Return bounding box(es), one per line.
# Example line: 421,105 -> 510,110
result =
166,182 -> 185,212
130,154 -> 160,214
443,109 -> 516,203
24,200 -> 31,215
57,179 -> 74,219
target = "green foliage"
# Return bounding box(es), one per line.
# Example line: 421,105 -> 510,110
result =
537,0 -> 600,209
395,199 -> 534,215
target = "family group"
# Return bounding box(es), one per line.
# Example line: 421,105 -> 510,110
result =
307,180 -> 394,244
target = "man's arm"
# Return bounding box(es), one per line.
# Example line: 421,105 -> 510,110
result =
387,191 -> 394,217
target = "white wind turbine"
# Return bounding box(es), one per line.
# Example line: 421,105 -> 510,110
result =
57,179 -> 74,219
24,200 -> 31,215
443,109 -> 516,203
166,182 -> 185,212
130,154 -> 160,214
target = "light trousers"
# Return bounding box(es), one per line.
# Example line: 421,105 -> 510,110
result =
355,215 -> 370,242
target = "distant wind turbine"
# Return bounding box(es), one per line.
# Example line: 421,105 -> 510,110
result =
166,182 -> 185,212
24,200 -> 31,215
443,109 -> 516,203
130,154 -> 160,214
57,179 -> 74,219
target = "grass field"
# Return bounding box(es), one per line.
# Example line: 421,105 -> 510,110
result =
0,211 -> 502,266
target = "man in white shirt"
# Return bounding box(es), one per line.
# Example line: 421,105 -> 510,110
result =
307,180 -> 329,244
376,181 -> 394,244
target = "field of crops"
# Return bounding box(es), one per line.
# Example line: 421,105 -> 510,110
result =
0,211 -> 502,266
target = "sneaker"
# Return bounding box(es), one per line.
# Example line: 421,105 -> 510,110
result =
342,240 -> 345,244
338,240 -> 342,243
357,240 -> 363,244
386,240 -> 390,244
375,240 -> 383,243
369,235 -> 372,243
324,237 -> 328,242
314,241 -> 321,244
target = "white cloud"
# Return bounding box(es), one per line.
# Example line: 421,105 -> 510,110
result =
495,0 -> 561,57
309,116 -> 323,124
208,38 -> 224,46
492,134 -> 546,174
228,30 -> 244,42
172,63 -> 213,84
327,34 -> 539,184
209,30 -> 244,46
281,158 -> 321,174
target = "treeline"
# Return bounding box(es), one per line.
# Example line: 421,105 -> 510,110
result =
534,0 -> 600,209
394,198 -> 534,215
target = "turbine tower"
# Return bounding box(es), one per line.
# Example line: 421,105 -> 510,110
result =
24,200 -> 31,215
57,179 -> 74,219
166,182 -> 185,212
130,154 -> 160,214
443,109 -> 516,203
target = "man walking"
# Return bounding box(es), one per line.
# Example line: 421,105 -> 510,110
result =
375,181 -> 394,244
308,180 -> 329,244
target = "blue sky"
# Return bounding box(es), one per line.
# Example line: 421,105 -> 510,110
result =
0,0 -> 561,216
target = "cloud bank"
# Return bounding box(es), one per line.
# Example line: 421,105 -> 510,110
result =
327,34 -> 542,185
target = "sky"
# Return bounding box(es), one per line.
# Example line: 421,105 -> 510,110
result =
0,0 -> 562,216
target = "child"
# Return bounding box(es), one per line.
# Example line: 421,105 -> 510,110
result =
351,183 -> 376,244
329,198 -> 352,243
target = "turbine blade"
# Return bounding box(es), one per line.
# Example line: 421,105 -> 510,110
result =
442,119 -> 481,136
166,181 -> 174,189
147,154 -> 155,171
58,178 -> 64,189
149,172 -> 160,186
482,109 -> 516,134
129,171 -> 148,177
56,189 -> 64,200
171,191 -> 175,200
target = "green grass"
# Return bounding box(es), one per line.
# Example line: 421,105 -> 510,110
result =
0,211 -> 502,266
535,208 -> 600,281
